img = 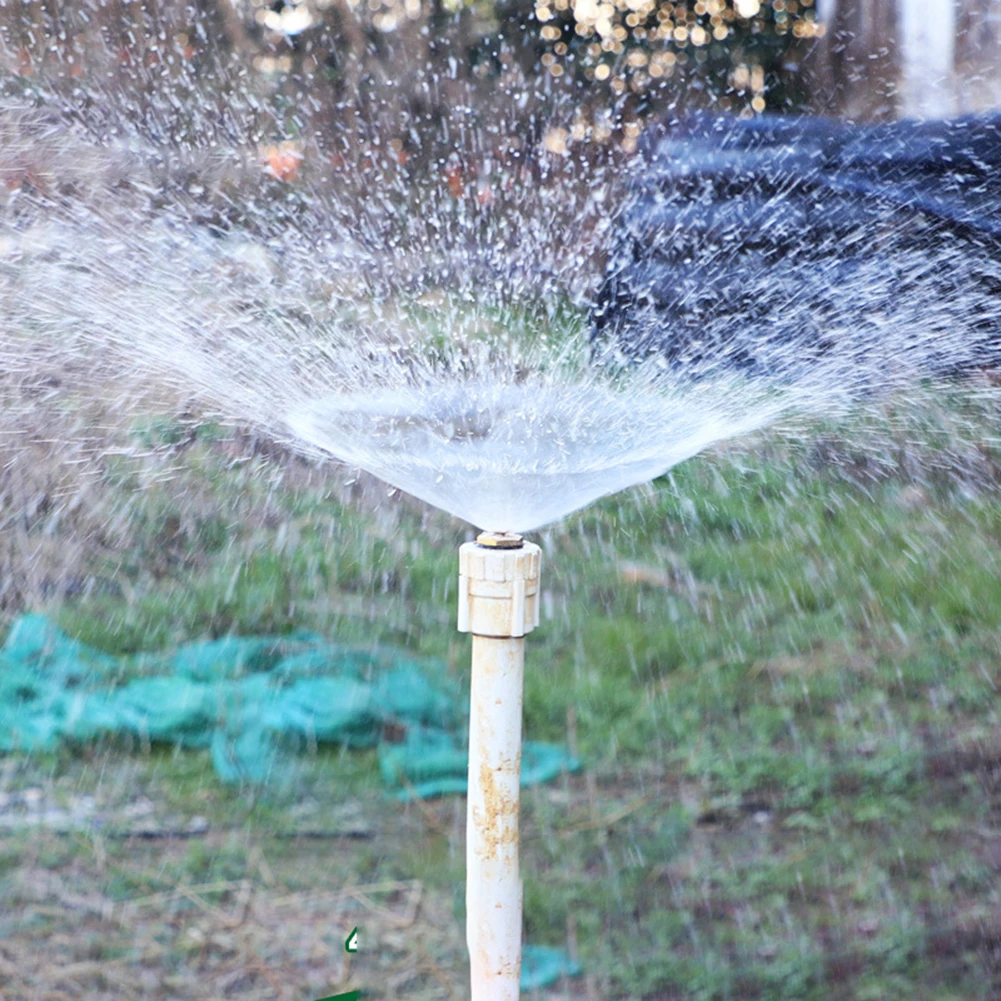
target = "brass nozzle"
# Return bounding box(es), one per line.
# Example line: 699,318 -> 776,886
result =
475,531 -> 524,550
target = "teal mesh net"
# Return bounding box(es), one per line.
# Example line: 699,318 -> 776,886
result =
0,613 -> 581,796
0,613 -> 584,989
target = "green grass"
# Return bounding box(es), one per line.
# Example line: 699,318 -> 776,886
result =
1,388 -> 1000,999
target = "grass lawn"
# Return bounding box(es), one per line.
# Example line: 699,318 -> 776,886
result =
0,371 -> 999,1000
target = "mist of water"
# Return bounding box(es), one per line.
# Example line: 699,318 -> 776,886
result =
1,16 -> 999,532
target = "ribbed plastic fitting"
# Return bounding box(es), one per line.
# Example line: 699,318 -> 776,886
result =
457,533 -> 542,638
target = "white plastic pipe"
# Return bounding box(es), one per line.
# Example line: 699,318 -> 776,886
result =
458,532 -> 542,1001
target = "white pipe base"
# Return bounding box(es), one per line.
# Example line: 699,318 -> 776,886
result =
458,537 -> 542,1001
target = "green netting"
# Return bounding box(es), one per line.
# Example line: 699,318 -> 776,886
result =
378,727 -> 584,801
0,613 -> 586,986
0,614 -> 581,797
520,945 -> 584,991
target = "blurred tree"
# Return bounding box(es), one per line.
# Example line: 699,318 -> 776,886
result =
0,0 -> 823,136
806,0 -> 1001,121
498,0 -> 826,116
11,0 -> 999,172
955,0 -> 1001,112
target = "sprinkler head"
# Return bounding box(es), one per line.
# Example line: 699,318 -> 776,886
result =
458,537 -> 541,638
476,531 -> 524,549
